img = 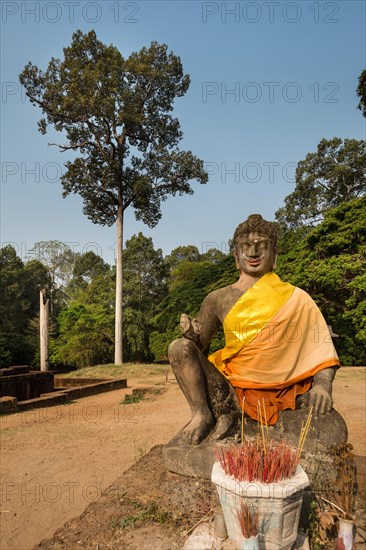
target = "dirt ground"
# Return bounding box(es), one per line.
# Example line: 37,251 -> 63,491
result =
0,367 -> 365,550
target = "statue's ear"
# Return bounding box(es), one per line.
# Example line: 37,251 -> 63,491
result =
272,254 -> 277,270
233,251 -> 240,269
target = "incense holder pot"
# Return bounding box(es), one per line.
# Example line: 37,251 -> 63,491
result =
211,462 -> 309,550
335,517 -> 356,550
240,534 -> 259,549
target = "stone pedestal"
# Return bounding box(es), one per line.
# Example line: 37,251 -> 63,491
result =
163,408 -> 348,480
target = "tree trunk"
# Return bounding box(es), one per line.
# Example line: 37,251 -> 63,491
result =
40,289 -> 49,371
114,206 -> 123,364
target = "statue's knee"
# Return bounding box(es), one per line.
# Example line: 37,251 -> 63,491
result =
168,338 -> 196,364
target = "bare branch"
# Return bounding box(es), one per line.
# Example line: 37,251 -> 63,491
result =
48,141 -> 97,152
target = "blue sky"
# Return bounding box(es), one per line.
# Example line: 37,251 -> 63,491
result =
1,0 -> 365,264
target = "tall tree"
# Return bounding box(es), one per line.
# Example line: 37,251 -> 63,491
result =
27,240 -> 78,289
123,233 -> 167,361
123,232 -> 167,311
27,240 -> 79,324
68,251 -> 109,295
356,69 -> 366,117
20,30 -> 208,364
275,138 -> 366,232
52,274 -> 115,368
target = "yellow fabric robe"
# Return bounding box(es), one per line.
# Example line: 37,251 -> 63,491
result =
208,272 -> 340,424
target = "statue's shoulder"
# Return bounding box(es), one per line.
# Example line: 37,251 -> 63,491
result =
203,285 -> 235,306
292,285 -> 314,301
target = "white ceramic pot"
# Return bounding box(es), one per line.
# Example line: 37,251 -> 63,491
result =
335,517 -> 355,550
241,535 -> 259,549
211,462 -> 310,550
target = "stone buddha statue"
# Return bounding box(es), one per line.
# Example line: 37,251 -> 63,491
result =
167,215 -> 347,462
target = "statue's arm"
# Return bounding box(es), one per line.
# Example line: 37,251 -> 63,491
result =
180,294 -> 221,351
299,366 -> 337,416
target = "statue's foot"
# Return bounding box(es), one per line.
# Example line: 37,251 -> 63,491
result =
208,412 -> 241,442
171,411 -> 215,446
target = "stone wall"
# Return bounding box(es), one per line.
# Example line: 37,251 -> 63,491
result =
0,366 -> 54,401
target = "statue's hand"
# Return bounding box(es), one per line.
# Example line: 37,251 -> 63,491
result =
298,385 -> 333,417
180,314 -> 201,343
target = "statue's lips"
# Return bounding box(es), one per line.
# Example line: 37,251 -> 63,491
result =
247,259 -> 262,266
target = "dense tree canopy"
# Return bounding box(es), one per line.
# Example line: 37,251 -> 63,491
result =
5,70 -> 364,369
150,254 -> 237,361
0,246 -> 51,366
357,69 -> 366,117
275,138 -> 366,232
51,272 -> 115,368
2,195 -> 365,368
150,199 -> 365,365
122,233 -> 168,362
123,232 -> 168,312
20,29 -> 208,364
165,245 -> 201,271
277,197 -> 366,365
27,240 -> 78,288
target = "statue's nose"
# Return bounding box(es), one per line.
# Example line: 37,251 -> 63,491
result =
248,245 -> 260,257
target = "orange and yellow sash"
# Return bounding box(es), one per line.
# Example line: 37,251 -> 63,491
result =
208,273 -> 340,423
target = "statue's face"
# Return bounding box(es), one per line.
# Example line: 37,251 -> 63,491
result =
234,232 -> 276,277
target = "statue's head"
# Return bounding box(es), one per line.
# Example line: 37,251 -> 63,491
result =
232,214 -> 277,276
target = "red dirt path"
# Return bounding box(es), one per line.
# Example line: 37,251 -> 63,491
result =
0,368 -> 364,550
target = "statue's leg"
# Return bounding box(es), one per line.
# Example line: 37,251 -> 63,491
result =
168,338 -> 240,445
168,338 -> 215,445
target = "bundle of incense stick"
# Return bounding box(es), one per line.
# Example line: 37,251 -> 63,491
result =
236,501 -> 258,538
257,399 -> 269,452
262,397 -> 269,440
216,439 -> 299,483
297,406 -> 313,457
241,396 -> 246,445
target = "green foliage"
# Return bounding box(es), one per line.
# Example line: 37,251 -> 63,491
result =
27,240 -> 79,288
118,502 -> 170,529
276,138 -> 366,234
123,232 -> 168,311
52,273 -> 115,368
66,251 -> 110,300
149,331 -> 175,362
166,246 -> 226,290
72,251 -> 109,283
165,245 -> 201,271
277,197 -> 366,364
169,260 -> 210,291
53,235 -> 167,366
20,30 -> 208,363
0,245 -> 51,366
122,233 -> 168,362
19,30 -> 207,228
122,392 -> 145,405
122,308 -> 151,363
0,334 -> 12,367
150,254 -> 237,360
356,69 -> 366,117
200,247 -> 226,264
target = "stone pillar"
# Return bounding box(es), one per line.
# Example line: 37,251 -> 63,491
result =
40,289 -> 49,372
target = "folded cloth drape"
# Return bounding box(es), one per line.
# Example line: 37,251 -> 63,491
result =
208,272 -> 340,424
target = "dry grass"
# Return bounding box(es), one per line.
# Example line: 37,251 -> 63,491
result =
58,363 -> 170,379
334,366 -> 365,381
